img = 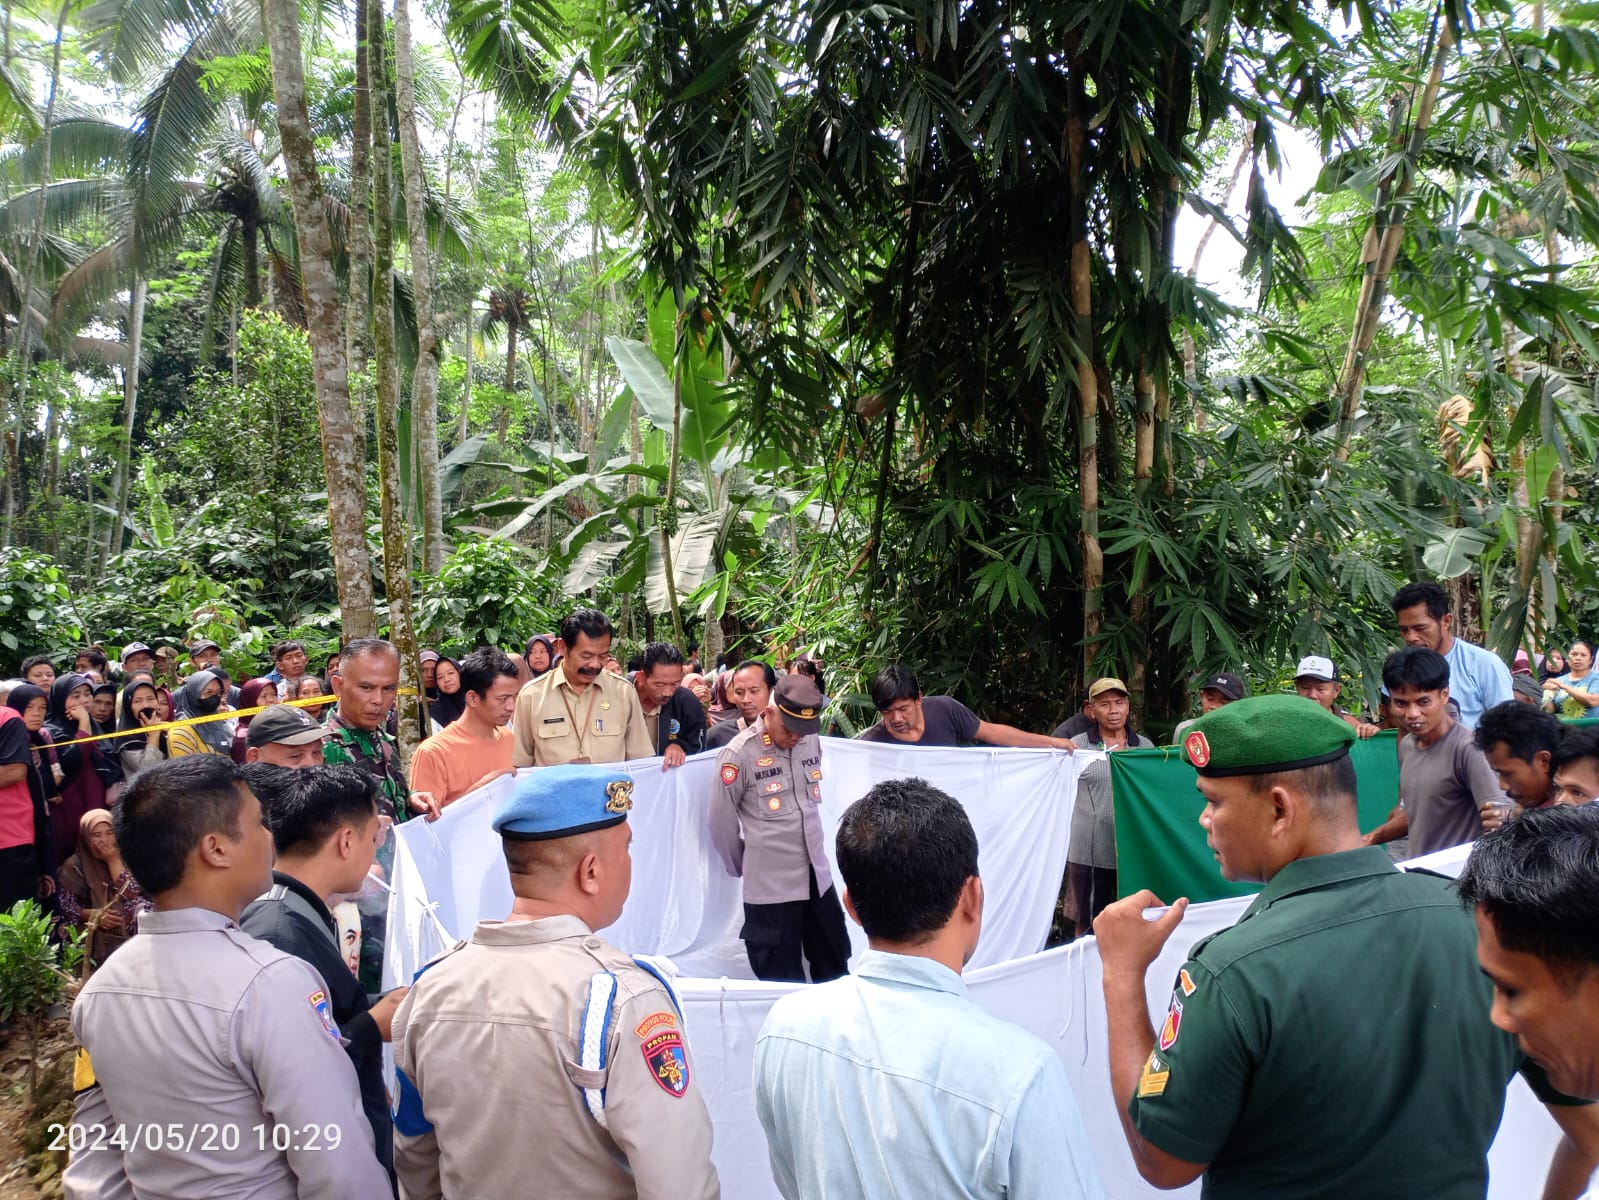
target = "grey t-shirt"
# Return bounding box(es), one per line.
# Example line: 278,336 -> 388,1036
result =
857,696 -> 981,746
1399,720 -> 1507,856
1067,729 -> 1154,868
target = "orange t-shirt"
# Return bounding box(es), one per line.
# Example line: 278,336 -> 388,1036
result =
407,720 -> 515,808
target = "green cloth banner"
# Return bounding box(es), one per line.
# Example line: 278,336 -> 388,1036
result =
1109,732 -> 1401,904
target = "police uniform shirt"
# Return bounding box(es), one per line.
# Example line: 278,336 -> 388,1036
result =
67,907 -> 390,1200
1127,847 -> 1587,1198
392,915 -> 719,1200
708,718 -> 830,905
512,668 -> 654,768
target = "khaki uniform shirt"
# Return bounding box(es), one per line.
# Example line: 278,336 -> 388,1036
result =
393,915 -> 719,1200
513,669 -> 653,767
709,719 -> 830,905
66,908 -> 389,1200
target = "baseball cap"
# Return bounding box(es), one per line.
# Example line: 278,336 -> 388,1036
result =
246,703 -> 327,749
1294,655 -> 1337,682
1182,694 -> 1356,778
120,641 -> 152,664
1087,677 -> 1129,700
419,649 -> 440,664
1200,672 -> 1246,701
190,638 -> 221,655
773,674 -> 824,735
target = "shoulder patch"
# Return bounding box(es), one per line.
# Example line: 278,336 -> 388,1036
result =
642,1028 -> 690,1097
1178,968 -> 1196,997
1137,1051 -> 1170,1098
721,763 -> 739,784
1157,996 -> 1183,1052
308,989 -> 340,1041
634,1010 -> 678,1039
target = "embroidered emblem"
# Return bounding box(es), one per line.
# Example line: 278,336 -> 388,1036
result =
1184,730 -> 1211,768
1157,997 -> 1183,1052
669,718 -> 681,736
1137,1052 -> 1169,1098
756,755 -> 775,767
761,733 -> 772,747
309,990 -> 340,1041
721,764 -> 739,784
809,769 -> 822,781
764,780 -> 782,794
605,780 -> 634,813
1179,969 -> 1196,997
601,700 -> 612,711
642,1029 -> 690,1097
810,783 -> 822,801
634,1010 -> 678,1039
768,797 -> 781,811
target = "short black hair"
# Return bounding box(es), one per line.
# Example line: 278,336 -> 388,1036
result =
19,654 -> 54,676
272,639 -> 305,663
870,664 -> 921,712
340,637 -> 398,669
75,647 -> 110,670
560,607 -> 614,649
116,757 -> 251,895
459,646 -> 520,698
1392,580 -> 1450,619
836,777 -> 978,943
1247,755 -> 1359,822
641,642 -> 685,676
1475,702 -> 1564,764
733,659 -> 777,689
243,763 -> 378,857
1552,727 -> 1599,776
1382,646 -> 1450,692
1458,804 -> 1599,983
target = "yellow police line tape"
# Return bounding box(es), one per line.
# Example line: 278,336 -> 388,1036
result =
39,689 -> 422,750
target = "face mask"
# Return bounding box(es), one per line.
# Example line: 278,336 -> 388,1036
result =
196,694 -> 222,715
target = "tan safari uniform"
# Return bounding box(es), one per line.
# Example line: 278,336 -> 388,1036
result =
513,668 -> 653,767
65,908 -> 390,1200
709,718 -> 830,905
392,915 -> 719,1200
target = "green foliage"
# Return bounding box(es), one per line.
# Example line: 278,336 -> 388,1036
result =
0,548 -> 84,675
0,900 -> 83,1023
415,540 -> 563,652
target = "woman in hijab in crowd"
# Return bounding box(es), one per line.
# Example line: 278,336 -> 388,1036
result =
57,809 -> 145,968
229,678 -> 279,763
428,656 -> 467,733
524,635 -> 557,680
111,679 -> 168,781
1540,646 -> 1568,685
167,669 -> 235,757
0,684 -> 54,909
42,673 -> 116,859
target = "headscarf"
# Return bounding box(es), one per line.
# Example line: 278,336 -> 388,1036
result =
429,656 -> 467,727
525,635 -> 557,679
70,809 -> 118,909
1540,649 -> 1567,684
173,670 -> 235,754
6,683 -> 54,769
44,673 -> 98,741
235,678 -> 276,728
112,680 -> 162,753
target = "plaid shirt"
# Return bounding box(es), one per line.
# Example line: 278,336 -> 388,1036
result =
323,707 -> 410,822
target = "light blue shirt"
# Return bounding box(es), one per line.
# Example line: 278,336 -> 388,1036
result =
753,949 -> 1104,1200
1444,637 -> 1513,729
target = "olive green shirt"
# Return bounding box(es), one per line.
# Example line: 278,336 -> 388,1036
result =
1129,846 -> 1582,1199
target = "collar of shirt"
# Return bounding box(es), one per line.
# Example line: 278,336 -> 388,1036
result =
1242,845 -> 1396,920
271,869 -> 336,930
853,948 -> 966,998
471,913 -> 594,947
137,906 -> 240,935
327,708 -> 394,749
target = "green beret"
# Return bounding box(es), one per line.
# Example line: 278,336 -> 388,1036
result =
1181,694 -> 1356,778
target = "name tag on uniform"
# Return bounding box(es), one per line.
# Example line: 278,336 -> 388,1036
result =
542,717 -> 566,725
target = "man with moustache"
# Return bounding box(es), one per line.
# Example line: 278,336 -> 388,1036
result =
513,609 -> 653,768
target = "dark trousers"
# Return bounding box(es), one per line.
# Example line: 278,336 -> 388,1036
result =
0,843 -> 38,913
741,869 -> 851,983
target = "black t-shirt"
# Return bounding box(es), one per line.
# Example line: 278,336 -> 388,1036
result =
1054,713 -> 1097,740
858,696 -> 982,746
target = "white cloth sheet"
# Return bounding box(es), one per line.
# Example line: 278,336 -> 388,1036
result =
385,743 -> 1563,1199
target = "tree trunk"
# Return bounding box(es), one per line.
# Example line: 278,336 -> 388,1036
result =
659,321 -> 686,646
262,0 -> 377,635
1133,358 -> 1156,498
103,274 -> 147,573
241,217 -> 262,308
391,0 -> 445,571
457,293 -> 473,442
346,0 -> 374,437
1067,62 -> 1101,681
1331,16 -> 1454,461
495,321 -> 516,441
368,0 -> 424,761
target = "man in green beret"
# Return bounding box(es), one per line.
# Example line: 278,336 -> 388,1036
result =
1093,693 -> 1599,1198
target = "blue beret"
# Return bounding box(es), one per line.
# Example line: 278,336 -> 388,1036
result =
493,764 -> 635,841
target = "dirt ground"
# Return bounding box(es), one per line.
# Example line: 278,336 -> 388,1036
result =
0,1020 -> 74,1200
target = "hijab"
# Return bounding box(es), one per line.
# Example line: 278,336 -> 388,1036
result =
525,635 -> 557,679
6,682 -> 54,770
429,657 -> 467,727
235,678 -> 276,727
70,809 -> 119,908
44,672 -> 97,740
174,670 -> 235,754
112,680 -> 163,757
